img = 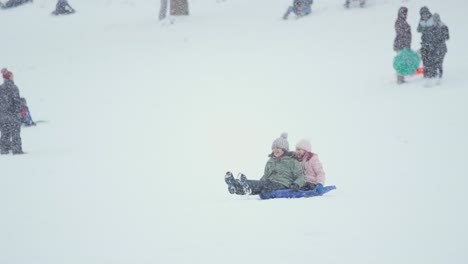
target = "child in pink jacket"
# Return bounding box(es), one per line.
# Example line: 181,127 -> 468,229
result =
294,139 -> 326,192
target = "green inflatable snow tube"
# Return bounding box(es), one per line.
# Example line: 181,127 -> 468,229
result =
393,49 -> 420,76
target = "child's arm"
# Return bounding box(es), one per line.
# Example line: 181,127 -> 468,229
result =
311,155 -> 326,185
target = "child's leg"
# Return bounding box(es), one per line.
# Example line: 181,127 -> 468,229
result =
397,75 -> 405,84
247,180 -> 287,195
0,123 -> 12,154
437,53 -> 446,78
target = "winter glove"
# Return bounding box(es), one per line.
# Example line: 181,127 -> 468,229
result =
314,183 -> 324,194
290,183 -> 300,192
302,182 -> 316,191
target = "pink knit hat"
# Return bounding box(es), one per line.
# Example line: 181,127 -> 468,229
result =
295,139 -> 312,152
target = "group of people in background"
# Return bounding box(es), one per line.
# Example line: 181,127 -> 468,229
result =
394,6 -> 450,85
225,133 -> 326,195
0,0 -> 75,15
283,0 -> 366,20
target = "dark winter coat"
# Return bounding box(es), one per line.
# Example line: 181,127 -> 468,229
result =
0,80 -> 22,124
432,17 -> 449,55
417,15 -> 437,48
261,154 -> 306,188
393,7 -> 412,51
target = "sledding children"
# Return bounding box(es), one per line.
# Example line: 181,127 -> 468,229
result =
431,13 -> 449,80
225,133 -> 306,195
283,0 -> 313,20
19,98 -> 36,127
52,0 -> 75,15
0,68 -> 23,155
344,0 -> 365,9
393,7 -> 412,85
294,139 -> 325,193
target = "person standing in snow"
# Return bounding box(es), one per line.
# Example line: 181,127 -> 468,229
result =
283,0 -> 313,20
417,6 -> 438,82
431,13 -> 449,80
52,0 -> 75,15
225,133 -> 306,195
0,68 -> 23,155
393,7 -> 412,84
293,139 -> 326,193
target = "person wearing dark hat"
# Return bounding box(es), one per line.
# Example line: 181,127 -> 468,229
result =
224,133 -> 306,195
0,68 -> 24,155
393,7 -> 412,85
417,6 -> 439,84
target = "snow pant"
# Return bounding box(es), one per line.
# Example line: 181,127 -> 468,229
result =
283,5 -> 311,19
245,180 -> 288,195
434,51 -> 446,78
0,119 -> 22,154
421,46 -> 439,78
395,50 -> 406,83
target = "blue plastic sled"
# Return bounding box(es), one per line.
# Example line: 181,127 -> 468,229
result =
259,185 -> 336,200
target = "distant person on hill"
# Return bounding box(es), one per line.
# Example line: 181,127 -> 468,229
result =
393,7 -> 412,85
0,68 -> 24,155
52,0 -> 75,15
0,0 -> 33,9
344,0 -> 365,9
293,139 -> 326,193
225,133 -> 306,195
431,13 -> 449,81
283,0 -> 313,20
19,98 -> 36,127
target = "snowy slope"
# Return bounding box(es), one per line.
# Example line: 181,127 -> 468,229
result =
1,0 -> 467,263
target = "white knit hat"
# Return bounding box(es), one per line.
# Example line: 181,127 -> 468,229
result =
296,139 -> 312,152
271,133 -> 289,151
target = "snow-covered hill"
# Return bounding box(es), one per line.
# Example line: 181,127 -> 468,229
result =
1,0 -> 467,263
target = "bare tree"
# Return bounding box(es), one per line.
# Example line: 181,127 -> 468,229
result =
159,0 -> 168,20
159,0 -> 188,20
170,0 -> 189,16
